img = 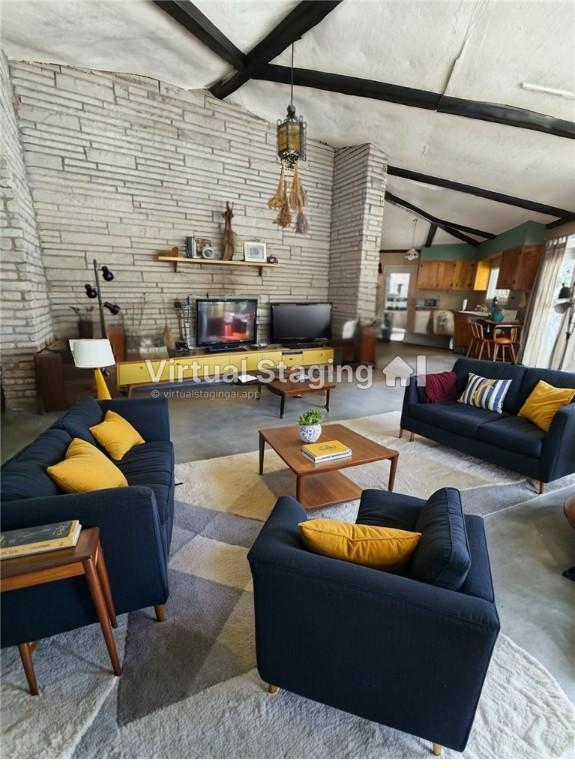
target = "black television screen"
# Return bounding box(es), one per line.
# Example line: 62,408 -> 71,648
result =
196,299 -> 257,348
270,303 -> 332,344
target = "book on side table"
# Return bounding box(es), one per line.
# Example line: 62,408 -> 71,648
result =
302,440 -> 352,463
0,520 -> 82,560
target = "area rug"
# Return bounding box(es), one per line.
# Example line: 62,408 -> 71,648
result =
1,412 -> 574,759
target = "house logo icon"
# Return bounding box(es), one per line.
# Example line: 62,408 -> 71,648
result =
381,355 -> 427,386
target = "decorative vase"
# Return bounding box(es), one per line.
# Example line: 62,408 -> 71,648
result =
299,424 -> 322,443
78,319 -> 93,338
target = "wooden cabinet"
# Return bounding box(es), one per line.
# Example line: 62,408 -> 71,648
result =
417,260 -> 478,291
473,260 -> 491,290
416,260 -> 457,290
497,245 -> 543,290
453,313 -> 474,352
417,261 -> 439,290
453,260 -> 476,290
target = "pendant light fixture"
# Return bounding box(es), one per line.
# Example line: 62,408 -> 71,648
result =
276,44 -> 306,169
405,218 -> 419,261
267,44 -> 309,233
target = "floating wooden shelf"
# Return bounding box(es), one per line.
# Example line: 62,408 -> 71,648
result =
157,255 -> 280,275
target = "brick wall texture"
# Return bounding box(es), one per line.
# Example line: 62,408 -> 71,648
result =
329,144 -> 387,336
1,52 -> 53,410
1,57 -> 387,409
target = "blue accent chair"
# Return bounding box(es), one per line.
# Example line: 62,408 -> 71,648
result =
1,397 -> 173,650
401,358 -> 575,488
248,491 -> 500,753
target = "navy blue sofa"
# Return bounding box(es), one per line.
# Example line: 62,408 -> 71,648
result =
248,493 -> 499,753
401,358 -> 575,486
1,397 -> 173,649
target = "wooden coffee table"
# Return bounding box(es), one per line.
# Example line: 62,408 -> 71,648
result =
263,376 -> 336,418
259,423 -> 399,510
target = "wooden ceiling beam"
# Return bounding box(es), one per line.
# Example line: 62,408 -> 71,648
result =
385,192 -> 484,246
387,166 -> 575,220
210,1 -> 343,100
424,224 -> 438,248
152,1 -> 246,71
254,65 -> 575,140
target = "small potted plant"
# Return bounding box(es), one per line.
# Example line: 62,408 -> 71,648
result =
297,409 -> 323,443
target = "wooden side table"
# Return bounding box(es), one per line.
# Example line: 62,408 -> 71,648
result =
0,527 -> 122,695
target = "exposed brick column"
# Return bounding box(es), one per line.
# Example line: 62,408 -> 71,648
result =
1,52 -> 53,410
328,144 -> 387,337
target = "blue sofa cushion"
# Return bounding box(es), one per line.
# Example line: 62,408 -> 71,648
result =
356,489 -> 424,531
1,429 -> 72,502
408,402 -> 502,438
478,416 -> 545,458
145,484 -> 171,524
453,359 -> 526,414
408,487 -> 471,590
52,397 -> 103,445
518,367 -> 575,409
116,441 -> 174,489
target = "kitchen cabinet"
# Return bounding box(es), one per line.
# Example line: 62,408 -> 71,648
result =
473,260 -> 491,291
417,262 -> 439,290
416,260 -> 456,290
497,245 -> 543,290
453,260 -> 476,290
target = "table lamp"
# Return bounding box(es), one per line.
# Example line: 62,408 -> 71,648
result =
69,338 -> 115,400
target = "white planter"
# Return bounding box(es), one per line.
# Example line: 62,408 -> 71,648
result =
299,424 -> 322,443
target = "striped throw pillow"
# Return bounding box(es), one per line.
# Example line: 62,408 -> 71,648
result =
458,372 -> 512,414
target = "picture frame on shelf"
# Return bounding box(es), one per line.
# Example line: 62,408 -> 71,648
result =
244,242 -> 267,263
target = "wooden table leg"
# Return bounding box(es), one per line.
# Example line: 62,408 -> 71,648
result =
83,558 -> 122,676
18,642 -> 39,696
325,388 -> 331,412
296,474 -> 304,503
259,432 -> 265,475
388,454 -> 399,492
95,544 -> 118,629
280,394 -> 286,419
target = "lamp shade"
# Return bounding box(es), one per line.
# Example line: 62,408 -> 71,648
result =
69,338 -> 115,368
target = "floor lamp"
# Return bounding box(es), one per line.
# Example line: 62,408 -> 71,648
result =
69,338 -> 115,400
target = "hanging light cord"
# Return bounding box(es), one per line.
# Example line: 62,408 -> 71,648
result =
290,44 -> 294,107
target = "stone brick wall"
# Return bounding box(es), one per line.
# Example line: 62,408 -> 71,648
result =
8,61 -> 335,348
1,52 -> 53,410
328,144 -> 387,336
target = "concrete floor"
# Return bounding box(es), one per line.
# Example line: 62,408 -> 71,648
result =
2,342 -> 574,700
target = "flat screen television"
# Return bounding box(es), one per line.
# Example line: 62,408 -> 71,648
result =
270,302 -> 332,345
196,298 -> 258,349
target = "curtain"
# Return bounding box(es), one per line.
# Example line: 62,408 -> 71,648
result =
520,236 -> 568,368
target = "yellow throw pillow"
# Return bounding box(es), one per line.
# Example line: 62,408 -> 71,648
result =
47,438 -> 128,493
299,519 -> 421,572
89,410 -> 145,460
519,379 -> 575,431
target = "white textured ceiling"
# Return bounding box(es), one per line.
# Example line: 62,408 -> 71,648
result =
1,0 -> 574,249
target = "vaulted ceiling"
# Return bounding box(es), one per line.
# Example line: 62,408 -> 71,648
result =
1,0 -> 574,248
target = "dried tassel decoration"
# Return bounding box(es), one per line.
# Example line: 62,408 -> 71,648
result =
295,209 -> 309,235
275,177 -> 292,228
267,165 -> 285,210
289,161 -> 306,210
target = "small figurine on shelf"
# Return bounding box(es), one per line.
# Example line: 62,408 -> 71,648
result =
490,297 -> 504,322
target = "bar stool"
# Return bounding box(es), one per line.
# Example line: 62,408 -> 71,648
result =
466,322 -> 492,360
492,326 -> 520,363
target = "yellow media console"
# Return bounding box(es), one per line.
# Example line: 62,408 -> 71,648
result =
117,346 -> 334,396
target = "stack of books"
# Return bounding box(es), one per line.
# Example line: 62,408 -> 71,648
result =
0,520 -> 82,560
302,440 -> 352,463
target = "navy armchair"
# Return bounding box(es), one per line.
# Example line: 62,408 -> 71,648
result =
1,397 -> 174,650
248,494 -> 500,754
401,359 -> 575,489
